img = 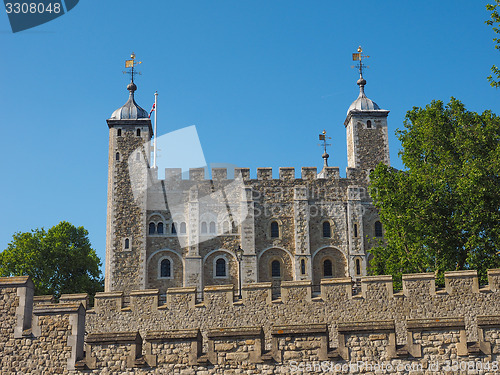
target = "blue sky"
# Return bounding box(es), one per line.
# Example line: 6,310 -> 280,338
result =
0,1 -> 498,271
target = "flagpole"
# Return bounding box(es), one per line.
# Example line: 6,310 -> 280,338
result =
153,91 -> 158,169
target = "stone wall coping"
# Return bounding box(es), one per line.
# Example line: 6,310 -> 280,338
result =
272,323 -> 327,336
0,276 -> 32,287
444,270 -> 478,278
204,284 -> 233,292
207,326 -> 263,339
487,269 -> 500,276
281,280 -> 312,288
477,315 -> 500,327
145,329 -> 200,341
130,289 -> 159,296
242,282 -> 272,290
33,303 -> 83,315
402,273 -> 435,280
86,331 -> 141,344
33,295 -> 55,303
166,287 -> 196,294
361,275 -> 393,283
337,320 -> 395,333
320,278 -> 352,285
407,317 -> 465,331
95,291 -> 124,298
60,293 -> 88,300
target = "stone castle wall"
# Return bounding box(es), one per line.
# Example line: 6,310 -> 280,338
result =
1,270 -> 500,374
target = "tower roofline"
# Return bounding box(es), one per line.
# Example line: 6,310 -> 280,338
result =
344,110 -> 389,127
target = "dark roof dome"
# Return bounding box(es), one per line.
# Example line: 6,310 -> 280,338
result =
110,81 -> 149,120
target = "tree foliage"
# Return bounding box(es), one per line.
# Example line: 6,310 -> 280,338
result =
0,221 -> 103,297
487,1 -> 500,87
369,98 -> 500,286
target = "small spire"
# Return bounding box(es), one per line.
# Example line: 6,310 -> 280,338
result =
352,46 -> 369,97
318,130 -> 331,167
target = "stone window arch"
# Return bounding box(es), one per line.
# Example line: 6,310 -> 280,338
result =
136,128 -> 141,137
157,222 -> 164,235
209,221 -> 216,234
367,120 -> 372,128
179,222 -> 187,234
149,222 -> 156,235
355,257 -> 362,276
115,152 -> 120,161
123,237 -> 130,251
323,259 -> 333,278
300,259 -> 306,275
270,221 -> 280,238
158,257 -> 173,279
271,260 -> 281,278
171,222 -> 177,234
353,223 -> 358,238
117,128 -> 122,136
375,221 -> 383,237
214,256 -> 227,278
201,222 -> 208,234
322,221 -> 332,238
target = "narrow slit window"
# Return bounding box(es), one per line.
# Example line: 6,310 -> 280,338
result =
270,221 -> 279,238
136,128 -> 141,136
323,259 -> 333,277
323,221 -> 331,238
180,222 -> 186,234
157,222 -> 164,235
222,221 -> 229,233
209,221 -> 216,234
271,260 -> 281,278
300,259 -> 306,275
201,222 -> 207,234
375,221 -> 383,237
171,223 -> 177,234
367,120 -> 372,128
115,152 -> 120,161
160,259 -> 171,278
215,258 -> 226,277
356,259 -> 361,275
117,129 -> 122,136
149,222 -> 156,235
124,238 -> 130,250
354,223 -> 358,238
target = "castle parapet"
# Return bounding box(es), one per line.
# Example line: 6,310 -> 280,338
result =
166,287 -> 196,308
144,329 -> 202,366
165,168 -> 182,182
203,284 -> 234,305
279,167 -> 294,180
235,167 -> 250,180
189,167 -> 205,181
93,291 -> 124,313
487,269 -> 500,292
301,167 -> 317,180
212,168 -> 227,180
444,270 -> 479,295
241,282 -> 272,305
84,331 -> 144,369
361,275 -> 393,299
207,326 -> 265,364
402,273 -> 435,297
280,280 -> 312,303
60,293 -> 89,310
130,289 -> 159,313
320,278 -> 352,301
271,323 -> 329,362
257,167 -> 272,180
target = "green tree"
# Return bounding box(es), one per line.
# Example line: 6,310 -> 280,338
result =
486,1 -> 500,87
369,98 -> 500,286
0,221 -> 103,297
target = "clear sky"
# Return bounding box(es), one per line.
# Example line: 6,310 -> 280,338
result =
0,1 -> 498,271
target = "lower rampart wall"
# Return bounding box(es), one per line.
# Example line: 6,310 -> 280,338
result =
0,270 -> 499,374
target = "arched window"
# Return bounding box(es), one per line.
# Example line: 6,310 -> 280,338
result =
160,258 -> 171,278
270,221 -> 279,238
201,222 -> 208,234
115,152 -> 120,161
215,258 -> 226,277
300,259 -> 306,275
209,221 -> 216,234
356,259 -> 361,275
232,223 -> 238,234
136,128 -> 141,137
367,120 -> 372,128
271,260 -> 281,278
323,221 -> 331,238
180,222 -> 186,234
375,221 -> 383,237
124,238 -> 130,250
157,222 -> 164,235
323,259 -> 333,277
149,222 -> 156,235
171,223 -> 177,234
117,129 -> 122,136
222,221 -> 229,233
354,223 -> 358,238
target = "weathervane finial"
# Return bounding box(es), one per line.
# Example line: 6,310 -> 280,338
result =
318,129 -> 331,167
351,46 -> 370,95
123,52 -> 142,85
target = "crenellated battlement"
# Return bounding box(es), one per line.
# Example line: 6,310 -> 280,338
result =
2,270 -> 500,373
157,166 -> 345,182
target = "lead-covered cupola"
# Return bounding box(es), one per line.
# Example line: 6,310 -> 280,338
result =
110,81 -> 149,120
